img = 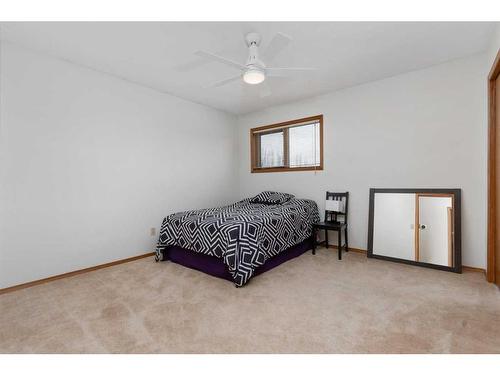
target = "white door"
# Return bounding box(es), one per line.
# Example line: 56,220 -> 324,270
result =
417,195 -> 453,266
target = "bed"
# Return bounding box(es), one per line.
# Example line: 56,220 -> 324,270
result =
155,192 -> 320,287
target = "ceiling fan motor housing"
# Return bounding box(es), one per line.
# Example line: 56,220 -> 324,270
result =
245,32 -> 261,47
245,32 -> 264,68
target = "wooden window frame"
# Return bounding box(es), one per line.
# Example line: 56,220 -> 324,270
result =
250,115 -> 324,173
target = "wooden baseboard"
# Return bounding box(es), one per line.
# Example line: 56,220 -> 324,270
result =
317,243 -> 486,273
342,247 -> 366,254
0,252 -> 155,295
317,241 -> 366,254
463,265 -> 486,274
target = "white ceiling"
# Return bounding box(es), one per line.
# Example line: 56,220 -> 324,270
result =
0,22 -> 496,115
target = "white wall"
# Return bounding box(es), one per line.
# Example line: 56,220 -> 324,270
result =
237,53 -> 489,268
0,42 -> 238,288
487,23 -> 500,67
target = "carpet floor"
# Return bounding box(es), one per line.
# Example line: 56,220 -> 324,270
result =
1,248 -> 500,353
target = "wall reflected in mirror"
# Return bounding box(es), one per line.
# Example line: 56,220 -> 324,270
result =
368,189 -> 461,273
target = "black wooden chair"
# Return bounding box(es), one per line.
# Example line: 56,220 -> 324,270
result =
312,191 -> 349,260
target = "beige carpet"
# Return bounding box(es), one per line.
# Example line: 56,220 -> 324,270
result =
1,248 -> 500,353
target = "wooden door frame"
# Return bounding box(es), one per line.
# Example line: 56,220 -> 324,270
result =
447,207 -> 454,268
487,48 -> 500,283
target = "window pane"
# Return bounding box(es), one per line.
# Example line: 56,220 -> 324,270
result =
259,131 -> 284,168
289,123 -> 320,168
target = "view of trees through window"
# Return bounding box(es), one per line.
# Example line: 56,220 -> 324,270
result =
255,118 -> 321,171
289,123 -> 320,167
260,131 -> 284,168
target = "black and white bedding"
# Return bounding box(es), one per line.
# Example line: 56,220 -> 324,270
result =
155,195 -> 319,286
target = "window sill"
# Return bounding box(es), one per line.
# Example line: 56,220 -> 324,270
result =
251,166 -> 324,173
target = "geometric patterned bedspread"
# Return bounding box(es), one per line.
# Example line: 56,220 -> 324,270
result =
155,198 -> 319,286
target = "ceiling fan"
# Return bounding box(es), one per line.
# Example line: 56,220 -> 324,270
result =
194,32 -> 315,96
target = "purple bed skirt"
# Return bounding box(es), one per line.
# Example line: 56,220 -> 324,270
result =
160,236 -> 314,284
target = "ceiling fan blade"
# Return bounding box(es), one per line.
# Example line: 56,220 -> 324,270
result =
263,32 -> 292,62
195,50 -> 245,71
259,81 -> 272,98
205,75 -> 241,88
266,67 -> 316,77
173,59 -> 210,72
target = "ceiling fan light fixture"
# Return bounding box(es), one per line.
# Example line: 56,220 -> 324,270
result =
243,68 -> 265,85
196,32 -> 313,92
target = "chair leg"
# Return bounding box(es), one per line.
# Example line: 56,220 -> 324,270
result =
325,229 -> 329,249
312,229 -> 316,255
345,227 -> 349,252
338,229 -> 342,260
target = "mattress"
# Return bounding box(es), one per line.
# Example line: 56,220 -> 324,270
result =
155,197 -> 319,286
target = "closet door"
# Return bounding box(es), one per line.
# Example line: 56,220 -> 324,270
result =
416,194 -> 454,267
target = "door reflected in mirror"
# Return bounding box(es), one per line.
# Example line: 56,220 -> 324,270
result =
368,189 -> 461,273
417,194 -> 453,266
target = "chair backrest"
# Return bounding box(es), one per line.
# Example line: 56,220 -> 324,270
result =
325,191 -> 349,224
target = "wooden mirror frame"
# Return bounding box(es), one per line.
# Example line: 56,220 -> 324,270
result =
367,188 -> 462,273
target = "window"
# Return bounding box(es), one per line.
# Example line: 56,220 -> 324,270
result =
250,115 -> 323,173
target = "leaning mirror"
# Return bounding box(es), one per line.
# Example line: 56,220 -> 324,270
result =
367,188 -> 461,273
